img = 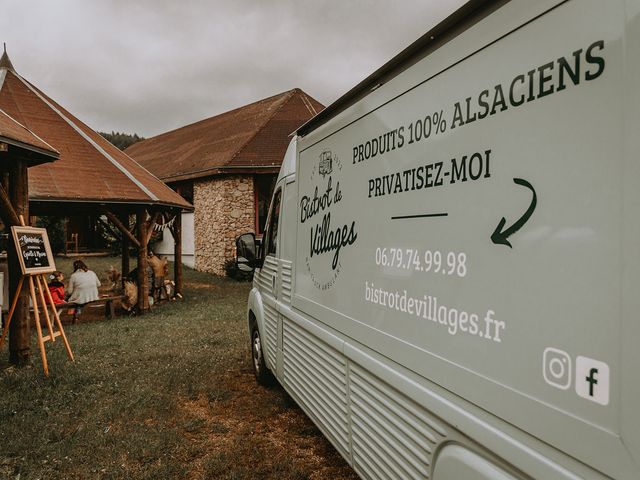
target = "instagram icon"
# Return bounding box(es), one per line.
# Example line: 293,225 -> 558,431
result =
543,347 -> 572,390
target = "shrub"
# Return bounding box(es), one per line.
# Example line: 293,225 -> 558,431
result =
224,258 -> 253,281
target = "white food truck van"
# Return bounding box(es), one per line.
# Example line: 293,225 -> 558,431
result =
235,0 -> 640,478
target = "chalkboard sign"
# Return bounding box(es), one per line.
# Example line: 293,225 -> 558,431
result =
11,226 -> 56,275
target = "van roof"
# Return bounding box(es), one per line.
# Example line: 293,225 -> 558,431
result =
296,0 -> 505,137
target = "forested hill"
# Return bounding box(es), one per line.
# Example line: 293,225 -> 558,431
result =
99,131 -> 145,151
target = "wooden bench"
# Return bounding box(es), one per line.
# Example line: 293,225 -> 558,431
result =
55,295 -> 126,323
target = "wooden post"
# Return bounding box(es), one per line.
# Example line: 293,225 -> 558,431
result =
174,210 -> 183,297
120,213 -> 130,286
136,208 -> 149,312
0,182 -> 19,226
2,172 -> 9,196
63,218 -> 69,255
8,160 -> 29,365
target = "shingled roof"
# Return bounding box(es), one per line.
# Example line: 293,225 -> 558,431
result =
0,51 -> 191,210
126,89 -> 324,183
0,108 -> 59,162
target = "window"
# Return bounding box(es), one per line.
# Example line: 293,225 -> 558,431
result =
254,174 -> 277,235
265,188 -> 282,256
171,181 -> 194,204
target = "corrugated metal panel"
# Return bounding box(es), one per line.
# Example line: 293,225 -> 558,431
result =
263,303 -> 278,371
283,319 -> 350,458
280,259 -> 292,304
349,363 -> 447,480
256,257 -> 278,293
254,270 -> 270,291
257,256 -> 279,371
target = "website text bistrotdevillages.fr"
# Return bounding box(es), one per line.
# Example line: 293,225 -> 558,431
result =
365,281 -> 505,343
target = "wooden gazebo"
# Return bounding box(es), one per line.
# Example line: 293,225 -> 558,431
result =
0,49 -> 192,365
0,104 -> 60,365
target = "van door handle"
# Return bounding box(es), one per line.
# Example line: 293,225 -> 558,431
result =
272,275 -> 276,291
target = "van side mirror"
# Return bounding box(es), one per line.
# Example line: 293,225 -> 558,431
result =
235,233 -> 262,270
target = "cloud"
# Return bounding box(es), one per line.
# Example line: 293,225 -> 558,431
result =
1,0 -> 465,136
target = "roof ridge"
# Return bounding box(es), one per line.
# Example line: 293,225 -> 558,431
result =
13,72 -> 159,201
297,89 -> 319,117
4,71 -> 30,126
0,69 -> 6,94
0,108 -> 58,153
138,89 -> 295,146
118,141 -> 180,189
228,89 -> 298,167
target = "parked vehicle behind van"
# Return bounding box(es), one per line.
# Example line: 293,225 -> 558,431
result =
236,0 -> 640,478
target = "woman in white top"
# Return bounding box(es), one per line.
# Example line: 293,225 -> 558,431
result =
66,260 -> 101,317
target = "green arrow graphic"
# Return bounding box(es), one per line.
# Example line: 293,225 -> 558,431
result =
491,178 -> 537,248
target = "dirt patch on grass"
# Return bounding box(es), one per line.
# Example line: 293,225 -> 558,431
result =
179,372 -> 358,480
185,281 -> 219,290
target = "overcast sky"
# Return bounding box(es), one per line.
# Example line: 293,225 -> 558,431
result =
1,1 -> 466,138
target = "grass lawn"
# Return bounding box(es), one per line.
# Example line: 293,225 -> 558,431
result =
0,256 -> 358,480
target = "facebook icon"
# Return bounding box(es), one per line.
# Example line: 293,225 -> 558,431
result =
586,368 -> 599,396
575,356 -> 610,406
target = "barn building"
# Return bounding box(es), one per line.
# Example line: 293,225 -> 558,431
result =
126,89 -> 323,275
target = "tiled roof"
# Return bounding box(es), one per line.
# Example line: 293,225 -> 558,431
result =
126,89 -> 324,183
0,108 -> 59,159
0,61 -> 191,210
0,48 -> 14,71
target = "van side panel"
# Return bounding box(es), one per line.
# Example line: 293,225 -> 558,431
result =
620,0 -> 640,465
284,0 -> 639,478
282,315 -> 351,459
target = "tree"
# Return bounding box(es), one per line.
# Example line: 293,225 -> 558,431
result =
99,131 -> 145,151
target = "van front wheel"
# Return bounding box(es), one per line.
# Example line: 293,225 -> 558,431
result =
251,325 -> 273,385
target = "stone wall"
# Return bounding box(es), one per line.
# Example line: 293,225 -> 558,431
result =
194,175 -> 254,275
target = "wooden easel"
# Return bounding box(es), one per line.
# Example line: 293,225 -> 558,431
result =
0,217 -> 74,376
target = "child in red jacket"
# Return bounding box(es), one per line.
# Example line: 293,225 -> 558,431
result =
48,271 -> 65,305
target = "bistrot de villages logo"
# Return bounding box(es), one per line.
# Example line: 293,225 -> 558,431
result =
300,150 -> 358,290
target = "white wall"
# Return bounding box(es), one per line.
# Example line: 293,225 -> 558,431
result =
152,212 -> 195,268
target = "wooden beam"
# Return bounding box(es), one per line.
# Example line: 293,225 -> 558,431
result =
96,216 -> 121,242
8,160 -> 30,365
136,208 -> 149,312
103,209 -> 140,248
121,213 -> 130,285
173,210 -> 183,297
2,172 -> 9,195
145,210 -> 162,246
0,181 -> 19,226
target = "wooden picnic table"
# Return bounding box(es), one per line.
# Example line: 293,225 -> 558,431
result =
55,294 -> 126,323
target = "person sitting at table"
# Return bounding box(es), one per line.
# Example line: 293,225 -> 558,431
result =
66,260 -> 101,320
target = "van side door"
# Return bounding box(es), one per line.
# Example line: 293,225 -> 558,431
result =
255,184 -> 282,374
